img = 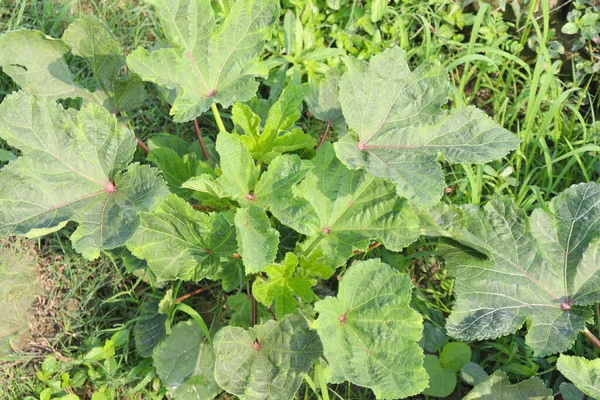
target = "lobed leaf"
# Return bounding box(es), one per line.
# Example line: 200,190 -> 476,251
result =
334,47 -> 520,206
214,313 -> 322,400
0,93 -> 168,259
126,0 -> 280,122
313,258 -> 427,399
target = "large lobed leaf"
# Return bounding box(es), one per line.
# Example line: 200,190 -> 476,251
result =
463,370 -> 552,400
557,355 -> 600,399
0,93 -> 168,259
0,16 -> 146,113
127,0 -> 280,122
214,313 -> 322,400
333,47 -> 520,206
438,182 -> 600,356
296,142 -> 420,267
313,259 -> 427,399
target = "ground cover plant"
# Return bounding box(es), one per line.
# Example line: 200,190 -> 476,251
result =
3,0 -> 600,399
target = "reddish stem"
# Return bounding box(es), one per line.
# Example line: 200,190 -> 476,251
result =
353,242 -> 381,255
135,136 -> 150,153
193,119 -> 211,161
583,328 -> 600,351
175,282 -> 220,304
252,295 -> 258,326
316,120 -> 332,151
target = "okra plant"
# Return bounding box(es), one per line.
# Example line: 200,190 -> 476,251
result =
1,0 -> 598,398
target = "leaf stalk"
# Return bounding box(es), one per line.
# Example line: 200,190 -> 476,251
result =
211,103 -> 227,133
583,327 -> 600,351
193,118 -> 211,160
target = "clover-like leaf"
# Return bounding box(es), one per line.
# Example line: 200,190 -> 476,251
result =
214,313 -> 322,400
296,142 -> 420,266
153,320 -> 220,400
126,0 -> 280,122
0,93 -> 168,259
0,247 -> 42,356
313,258 -> 427,399
127,194 -> 237,282
333,47 -> 520,206
557,355 -> 600,399
0,17 -> 145,113
233,85 -> 316,164
438,182 -> 600,356
463,371 -> 552,400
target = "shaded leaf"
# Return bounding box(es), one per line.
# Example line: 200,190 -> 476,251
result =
133,301 -> 167,358
313,258 -> 427,399
422,355 -> 456,398
334,47 -> 520,206
127,195 -> 237,282
126,0 -> 280,122
148,147 -> 211,199
463,371 -> 552,400
0,93 -> 168,259
227,292 -> 270,328
214,314 -> 322,400
557,354 -> 600,399
305,68 -> 346,134
440,342 -> 471,372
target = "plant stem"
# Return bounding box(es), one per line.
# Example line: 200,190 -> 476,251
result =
135,136 -> 150,153
211,103 -> 226,133
175,282 -> 220,304
303,234 -> 326,257
192,119 -> 211,160
583,327 -> 600,351
251,294 -> 258,326
316,120 -> 332,151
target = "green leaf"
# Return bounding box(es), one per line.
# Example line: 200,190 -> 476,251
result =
0,30 -> 91,101
562,22 -> 579,35
371,0 -> 388,22
214,259 -> 245,292
133,301 -> 167,358
560,382 -> 585,400
296,142 -> 420,266
440,342 -> 471,372
234,205 -> 279,273
153,320 -> 220,400
422,355 -> 456,398
419,322 -> 446,353
253,253 -> 317,317
557,354 -> 600,399
148,147 -> 210,199
226,292 -> 270,328
0,248 -> 42,356
0,93 -> 168,259
234,85 -> 316,164
0,148 -> 16,162
334,47 -> 520,206
213,313 -> 322,400
313,258 -> 427,399
305,68 -> 346,134
438,183 -> 600,356
126,0 -> 280,122
127,194 -> 237,282
463,371 -> 552,400
460,362 -> 489,386
62,15 -> 146,112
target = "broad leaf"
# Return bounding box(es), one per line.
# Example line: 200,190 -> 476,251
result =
557,354 -> 600,399
438,182 -> 600,356
227,292 -> 271,328
126,0 -> 280,122
214,314 -> 322,400
133,301 -> 167,358
234,205 -> 279,274
296,142 -> 420,266
0,248 -> 42,356
233,85 -> 316,164
62,16 -> 146,112
422,355 -> 456,398
463,371 -> 552,400
313,258 -> 427,399
334,47 -> 520,206
305,68 -> 346,134
127,194 -> 237,282
153,320 -> 220,400
253,253 -> 317,317
0,93 -> 168,259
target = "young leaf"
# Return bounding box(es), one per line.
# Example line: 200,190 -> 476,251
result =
439,182 -> 600,356
440,342 -> 472,372
253,252 -> 317,317
62,15 -> 146,112
126,0 -> 280,122
0,93 -> 168,259
127,195 -> 237,282
422,355 -> 456,398
213,314 -> 322,400
234,205 -> 279,274
313,258 -> 427,399
463,371 -> 552,400
0,248 -> 42,356
233,85 -> 316,164
305,68 -> 346,134
147,148 -> 211,199
153,320 -> 220,400
334,47 -> 520,206
296,142 -> 420,266
557,354 -> 600,399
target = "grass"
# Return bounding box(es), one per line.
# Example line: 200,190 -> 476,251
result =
1,0 -> 600,398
